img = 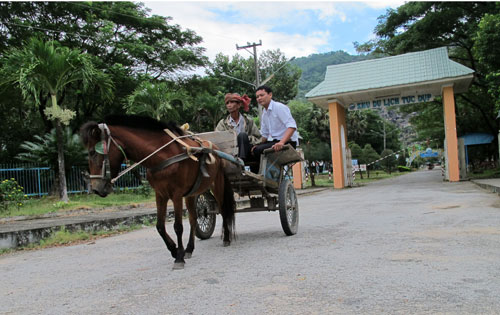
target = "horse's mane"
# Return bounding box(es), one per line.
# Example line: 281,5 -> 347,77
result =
104,115 -> 184,135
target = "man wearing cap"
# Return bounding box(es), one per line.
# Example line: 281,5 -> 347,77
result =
216,93 -> 261,161
252,85 -> 298,162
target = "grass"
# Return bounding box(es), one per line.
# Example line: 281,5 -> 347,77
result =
0,222 -> 156,255
304,170 -> 407,188
0,192 -> 155,218
467,167 -> 500,179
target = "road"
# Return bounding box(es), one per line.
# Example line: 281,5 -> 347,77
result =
1,168 -> 500,314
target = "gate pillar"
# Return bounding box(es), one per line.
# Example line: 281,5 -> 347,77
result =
442,85 -> 460,182
328,100 -> 347,189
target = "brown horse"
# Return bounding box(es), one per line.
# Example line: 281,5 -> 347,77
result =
80,115 -> 235,269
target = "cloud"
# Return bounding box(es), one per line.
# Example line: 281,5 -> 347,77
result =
143,0 -> 402,74
144,1 -> 346,61
360,0 -> 406,10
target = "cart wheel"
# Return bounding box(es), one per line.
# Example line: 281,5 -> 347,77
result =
195,192 -> 217,240
278,179 -> 299,235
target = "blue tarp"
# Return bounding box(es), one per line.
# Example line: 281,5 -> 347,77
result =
420,152 -> 439,158
458,133 -> 494,166
459,133 -> 494,146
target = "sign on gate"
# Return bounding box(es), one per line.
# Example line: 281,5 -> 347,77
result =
348,94 -> 434,111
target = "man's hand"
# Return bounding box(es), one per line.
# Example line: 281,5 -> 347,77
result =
272,141 -> 285,151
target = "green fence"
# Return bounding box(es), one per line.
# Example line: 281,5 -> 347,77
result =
0,163 -> 146,197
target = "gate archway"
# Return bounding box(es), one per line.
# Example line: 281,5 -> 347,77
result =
306,47 -> 474,188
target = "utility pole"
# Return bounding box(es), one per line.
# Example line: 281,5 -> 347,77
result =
237,40 -> 262,117
236,40 -> 262,88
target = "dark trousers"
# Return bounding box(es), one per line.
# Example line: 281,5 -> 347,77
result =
252,139 -> 297,162
237,132 -> 252,160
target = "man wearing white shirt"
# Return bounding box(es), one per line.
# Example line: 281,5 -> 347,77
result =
251,85 -> 298,164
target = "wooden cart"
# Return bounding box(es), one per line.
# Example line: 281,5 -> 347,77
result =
194,131 -> 302,239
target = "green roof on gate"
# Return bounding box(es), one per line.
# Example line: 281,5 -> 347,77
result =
305,47 -> 474,98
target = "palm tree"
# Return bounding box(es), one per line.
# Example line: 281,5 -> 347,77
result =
16,127 -> 87,172
347,110 -> 369,143
1,38 -> 113,202
125,81 -> 186,122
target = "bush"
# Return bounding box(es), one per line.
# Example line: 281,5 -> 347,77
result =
0,178 -> 28,212
135,180 -> 152,197
398,165 -> 411,172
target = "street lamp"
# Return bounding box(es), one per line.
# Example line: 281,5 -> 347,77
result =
221,56 -> 296,119
260,57 -> 296,86
221,56 -> 297,89
370,121 -> 399,151
220,73 -> 256,88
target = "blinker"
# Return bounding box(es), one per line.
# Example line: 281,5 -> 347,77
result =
95,141 -> 105,155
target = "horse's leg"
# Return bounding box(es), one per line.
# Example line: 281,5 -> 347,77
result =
172,195 -> 186,270
213,169 -> 236,247
155,194 -> 177,259
184,195 -> 197,259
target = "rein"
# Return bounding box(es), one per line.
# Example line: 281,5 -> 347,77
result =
91,123 -> 234,197
111,131 -> 196,184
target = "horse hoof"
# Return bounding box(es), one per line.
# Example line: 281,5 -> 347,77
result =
223,241 -> 231,247
185,252 -> 192,259
172,262 -> 185,270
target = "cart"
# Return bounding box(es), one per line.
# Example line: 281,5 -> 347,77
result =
194,130 -> 302,239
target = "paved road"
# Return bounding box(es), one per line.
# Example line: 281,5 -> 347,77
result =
1,168 -> 499,314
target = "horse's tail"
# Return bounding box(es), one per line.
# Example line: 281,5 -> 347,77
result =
221,172 -> 236,240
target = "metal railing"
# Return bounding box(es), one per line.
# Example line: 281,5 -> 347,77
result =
0,163 -> 147,197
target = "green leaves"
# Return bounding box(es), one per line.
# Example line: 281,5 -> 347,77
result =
125,81 -> 186,122
1,38 -> 114,112
16,127 -> 87,171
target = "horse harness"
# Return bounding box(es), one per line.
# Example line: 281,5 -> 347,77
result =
92,123 -> 217,197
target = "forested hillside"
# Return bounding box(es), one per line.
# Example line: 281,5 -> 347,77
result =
291,50 -> 374,98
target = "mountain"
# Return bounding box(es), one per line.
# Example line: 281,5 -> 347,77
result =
291,50 -> 374,99
292,50 -> 416,144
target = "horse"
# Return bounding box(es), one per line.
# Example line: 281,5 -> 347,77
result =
80,115 -> 236,270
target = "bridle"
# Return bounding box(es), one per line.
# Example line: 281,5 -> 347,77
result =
88,123 -> 126,182
88,123 -> 201,185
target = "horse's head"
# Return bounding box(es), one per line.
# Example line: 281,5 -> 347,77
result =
80,121 -> 123,197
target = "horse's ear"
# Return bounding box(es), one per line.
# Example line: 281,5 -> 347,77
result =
91,127 -> 101,138
80,121 -> 100,147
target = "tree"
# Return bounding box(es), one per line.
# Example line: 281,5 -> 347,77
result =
362,144 -> 380,178
207,49 -> 302,120
349,142 -> 364,179
1,38 -> 113,202
259,49 -> 302,103
190,91 -> 226,132
16,127 -> 87,172
288,100 -> 330,143
347,109 -> 400,154
125,81 -> 187,122
398,101 -> 444,144
380,149 -> 397,174
0,2 -> 207,161
347,111 -> 368,142
474,12 -> 500,113
303,140 -> 330,187
363,2 -> 500,155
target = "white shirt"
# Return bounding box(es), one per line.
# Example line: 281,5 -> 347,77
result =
260,100 -> 298,143
229,115 -> 245,134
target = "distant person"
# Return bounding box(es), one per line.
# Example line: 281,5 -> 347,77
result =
216,93 -> 261,161
251,85 -> 298,164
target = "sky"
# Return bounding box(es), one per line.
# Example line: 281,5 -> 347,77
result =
143,1 -> 404,63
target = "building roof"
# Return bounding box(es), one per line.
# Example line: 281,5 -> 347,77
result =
306,47 -> 474,109
459,133 -> 494,146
